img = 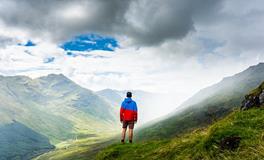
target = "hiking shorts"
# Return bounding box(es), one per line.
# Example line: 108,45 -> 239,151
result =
122,120 -> 135,129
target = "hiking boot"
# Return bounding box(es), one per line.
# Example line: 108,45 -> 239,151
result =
121,139 -> 125,144
129,140 -> 132,143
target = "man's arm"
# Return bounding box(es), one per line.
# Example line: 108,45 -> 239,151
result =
134,102 -> 138,122
120,102 -> 125,122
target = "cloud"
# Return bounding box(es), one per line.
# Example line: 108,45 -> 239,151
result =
194,0 -> 264,56
0,0 -> 131,43
123,0 -> 222,46
0,0 -> 222,46
0,36 -> 15,47
43,57 -> 55,63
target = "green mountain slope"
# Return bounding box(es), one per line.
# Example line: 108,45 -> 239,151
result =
136,63 -> 264,140
97,89 -> 123,107
0,122 -> 54,160
0,74 -> 119,159
96,82 -> 264,160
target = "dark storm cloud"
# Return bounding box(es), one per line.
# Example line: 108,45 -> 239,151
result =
125,0 -> 223,45
0,0 -> 223,46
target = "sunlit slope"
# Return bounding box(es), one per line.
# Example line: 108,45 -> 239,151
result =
97,108 -> 264,160
33,134 -> 116,160
53,75 -> 264,160
136,63 -> 264,140
0,74 -> 119,159
97,81 -> 264,160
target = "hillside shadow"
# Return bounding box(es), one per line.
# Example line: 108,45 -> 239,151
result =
0,121 -> 54,160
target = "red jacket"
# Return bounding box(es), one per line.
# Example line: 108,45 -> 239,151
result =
120,98 -> 138,121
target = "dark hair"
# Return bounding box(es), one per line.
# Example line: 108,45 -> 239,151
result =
126,92 -> 132,98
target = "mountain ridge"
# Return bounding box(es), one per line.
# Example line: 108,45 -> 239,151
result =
136,62 -> 264,140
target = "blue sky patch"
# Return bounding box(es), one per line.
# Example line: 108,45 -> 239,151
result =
66,51 -> 109,59
61,34 -> 118,52
18,40 -> 36,47
25,40 -> 36,46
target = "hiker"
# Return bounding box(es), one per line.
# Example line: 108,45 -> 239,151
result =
120,92 -> 138,144
259,90 -> 264,105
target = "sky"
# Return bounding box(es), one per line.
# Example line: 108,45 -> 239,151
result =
0,0 -> 264,113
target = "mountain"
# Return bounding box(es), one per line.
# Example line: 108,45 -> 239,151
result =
0,74 -> 119,159
97,89 -> 123,107
136,62 -> 264,140
96,81 -> 264,160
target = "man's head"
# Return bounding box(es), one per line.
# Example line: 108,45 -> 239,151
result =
126,92 -> 132,98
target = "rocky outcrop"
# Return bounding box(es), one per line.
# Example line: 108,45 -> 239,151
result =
241,81 -> 264,110
259,90 -> 264,104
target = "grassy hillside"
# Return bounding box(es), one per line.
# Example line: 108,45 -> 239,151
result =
0,74 -> 119,159
34,133 -> 117,160
136,63 -> 264,140
0,122 -> 54,160
96,107 -> 264,160
97,81 -> 264,160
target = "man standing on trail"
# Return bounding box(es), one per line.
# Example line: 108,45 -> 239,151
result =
120,92 -> 138,144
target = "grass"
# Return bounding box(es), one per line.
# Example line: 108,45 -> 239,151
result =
247,81 -> 264,97
33,133 -> 118,160
96,108 -> 264,160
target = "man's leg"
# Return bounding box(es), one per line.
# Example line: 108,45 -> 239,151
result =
128,128 -> 133,143
121,128 -> 127,143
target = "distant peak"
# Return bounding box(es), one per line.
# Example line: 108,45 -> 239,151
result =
38,73 -> 70,81
0,74 -> 31,81
241,62 -> 264,74
47,73 -> 66,78
248,62 -> 264,69
98,88 -> 118,92
221,62 -> 264,82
